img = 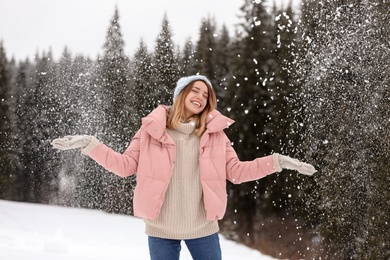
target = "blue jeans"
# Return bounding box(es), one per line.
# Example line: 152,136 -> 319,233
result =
148,233 -> 222,260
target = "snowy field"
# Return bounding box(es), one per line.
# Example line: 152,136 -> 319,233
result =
0,200 -> 276,260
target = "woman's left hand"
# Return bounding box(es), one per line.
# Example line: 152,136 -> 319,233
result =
277,154 -> 317,176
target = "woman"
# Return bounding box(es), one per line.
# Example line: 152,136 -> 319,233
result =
52,75 -> 316,260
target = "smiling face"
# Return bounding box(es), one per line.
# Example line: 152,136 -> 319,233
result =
183,81 -> 209,121
167,78 -> 216,135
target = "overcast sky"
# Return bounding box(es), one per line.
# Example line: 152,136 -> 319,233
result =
0,0 -> 299,61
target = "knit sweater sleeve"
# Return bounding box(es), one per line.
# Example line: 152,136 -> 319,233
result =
225,136 -> 282,184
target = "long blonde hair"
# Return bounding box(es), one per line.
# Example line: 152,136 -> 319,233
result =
167,80 -> 217,136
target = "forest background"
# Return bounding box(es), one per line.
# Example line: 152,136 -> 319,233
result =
0,0 -> 389,259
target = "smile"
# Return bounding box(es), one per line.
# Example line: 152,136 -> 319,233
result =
192,101 -> 201,108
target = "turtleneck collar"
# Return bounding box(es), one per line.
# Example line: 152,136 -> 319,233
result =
175,121 -> 196,135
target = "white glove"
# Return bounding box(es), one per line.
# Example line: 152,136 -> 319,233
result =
278,154 -> 317,176
51,135 -> 92,150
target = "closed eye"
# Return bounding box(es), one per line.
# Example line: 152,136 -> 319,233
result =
192,87 -> 208,99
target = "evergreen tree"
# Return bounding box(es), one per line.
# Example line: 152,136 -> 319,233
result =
272,0 -> 308,216
71,54 -> 96,131
12,59 -> 29,201
214,25 -> 231,104
297,1 -> 390,258
13,58 -> 39,202
193,17 -> 217,81
179,38 -> 196,76
131,40 -> 156,122
0,41 -> 14,200
220,1 -> 302,255
153,14 -> 179,105
100,7 -> 131,148
53,49 -> 87,206
290,1 -> 324,243
98,7 -> 134,215
56,48 -> 79,135
193,18 -> 232,105
25,51 -> 61,203
72,55 -> 106,210
366,2 -> 390,257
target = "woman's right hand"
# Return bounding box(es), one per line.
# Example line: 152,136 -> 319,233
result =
51,135 -> 92,150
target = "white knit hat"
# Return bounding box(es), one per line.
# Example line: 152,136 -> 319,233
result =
173,75 -> 212,101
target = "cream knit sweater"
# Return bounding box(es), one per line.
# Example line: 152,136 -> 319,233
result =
144,122 -> 219,239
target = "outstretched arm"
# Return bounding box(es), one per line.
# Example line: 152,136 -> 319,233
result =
225,137 -> 316,184
51,132 -> 141,178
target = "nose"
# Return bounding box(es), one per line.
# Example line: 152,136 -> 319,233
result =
197,92 -> 206,100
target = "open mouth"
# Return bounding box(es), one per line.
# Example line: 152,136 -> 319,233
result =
192,101 -> 201,108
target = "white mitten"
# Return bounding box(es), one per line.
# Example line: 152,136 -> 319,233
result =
51,135 -> 92,150
277,154 -> 317,176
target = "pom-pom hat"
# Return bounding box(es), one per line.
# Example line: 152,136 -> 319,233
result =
173,75 -> 212,102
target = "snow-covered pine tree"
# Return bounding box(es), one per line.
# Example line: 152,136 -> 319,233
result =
214,25 -> 231,104
271,0 -> 304,215
0,41 -> 14,200
56,48 -> 78,135
131,40 -> 156,122
179,38 -> 196,76
193,17 -> 217,80
153,14 -> 179,105
27,51 -> 62,204
365,2 -> 390,255
100,7 -> 131,148
98,7 -> 134,215
193,17 -> 231,104
53,49 -> 87,206
297,0 -> 390,258
221,0 -> 286,245
219,2 -> 309,258
12,59 -> 32,201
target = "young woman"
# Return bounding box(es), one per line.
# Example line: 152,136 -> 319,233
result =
52,75 -> 316,260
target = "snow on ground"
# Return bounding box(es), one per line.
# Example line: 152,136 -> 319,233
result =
0,200 -> 276,260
